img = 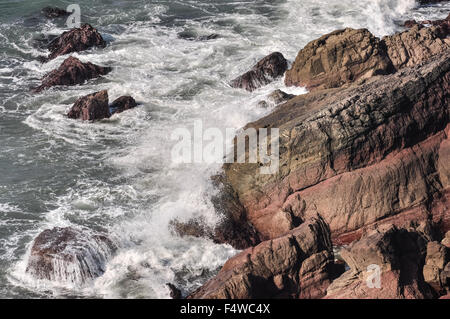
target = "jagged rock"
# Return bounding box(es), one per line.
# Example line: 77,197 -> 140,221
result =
26,227 -> 116,284
110,96 -> 137,115
41,7 -> 70,18
218,51 -> 449,246
285,28 -> 394,91
325,225 -> 435,299
45,24 -> 106,61
423,241 -> 450,295
67,90 -> 110,121
34,56 -> 111,92
188,216 -> 340,299
383,24 -> 450,70
230,52 -> 288,92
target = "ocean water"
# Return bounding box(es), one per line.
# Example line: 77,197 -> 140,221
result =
0,0 -> 449,298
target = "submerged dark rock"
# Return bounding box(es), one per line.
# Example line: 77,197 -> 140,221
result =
110,96 -> 138,115
230,52 -> 288,92
41,7 -> 70,18
26,227 -> 116,284
34,56 -> 111,92
177,31 -> 220,41
167,283 -> 183,299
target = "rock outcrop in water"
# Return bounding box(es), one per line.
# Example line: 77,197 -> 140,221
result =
230,52 -> 288,92
44,24 -> 106,61
26,227 -> 116,284
188,216 -> 342,299
68,90 -> 110,121
34,56 -> 111,92
67,90 -> 138,121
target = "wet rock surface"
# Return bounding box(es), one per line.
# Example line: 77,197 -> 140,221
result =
45,24 -> 106,61
110,96 -> 138,115
67,90 -> 110,121
26,227 -> 116,284
34,56 -> 111,92
230,52 -> 288,92
67,90 -> 138,121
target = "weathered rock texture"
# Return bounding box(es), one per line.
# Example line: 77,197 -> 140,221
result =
284,28 -> 394,91
34,56 -> 111,92
219,50 -> 449,246
285,23 -> 450,91
423,240 -> 450,295
383,24 -> 450,70
67,90 -> 110,121
26,227 -> 116,284
230,52 -> 288,92
188,216 -> 341,299
45,24 -> 106,61
325,224 -> 436,299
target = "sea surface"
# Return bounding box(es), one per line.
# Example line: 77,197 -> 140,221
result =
0,0 -> 449,298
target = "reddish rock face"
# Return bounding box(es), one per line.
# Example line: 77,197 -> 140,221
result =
188,217 -> 340,299
285,28 -> 394,91
110,96 -> 137,114
26,227 -> 116,284
325,225 -> 436,299
45,24 -> 106,61
218,50 -> 449,247
67,90 -> 110,121
230,52 -> 288,92
34,56 -> 111,92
